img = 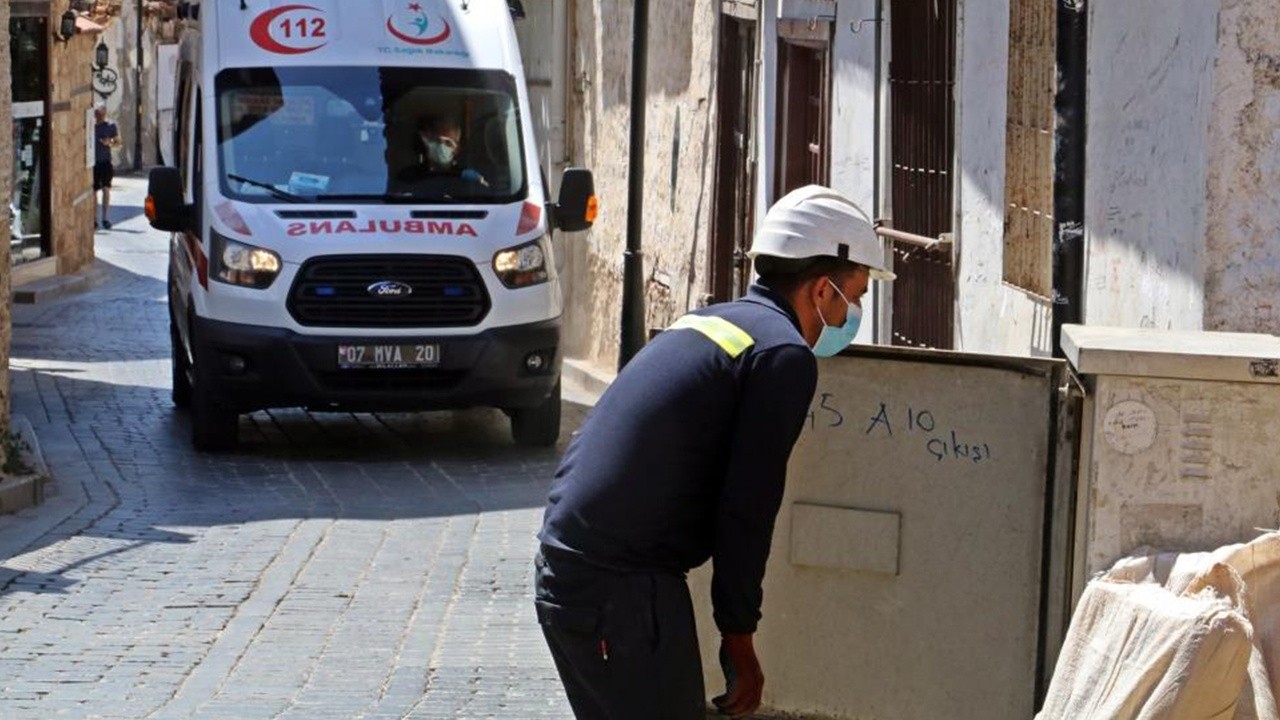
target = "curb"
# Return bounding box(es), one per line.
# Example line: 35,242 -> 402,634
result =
0,415 -> 51,515
13,263 -> 111,305
562,357 -> 615,402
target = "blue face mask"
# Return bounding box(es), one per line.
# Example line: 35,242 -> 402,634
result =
811,278 -> 862,358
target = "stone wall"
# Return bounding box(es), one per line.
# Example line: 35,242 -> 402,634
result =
1205,0 -> 1280,335
561,0 -> 718,369
48,3 -> 98,276
0,0 -> 13,446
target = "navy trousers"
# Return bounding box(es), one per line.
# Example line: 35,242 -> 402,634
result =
534,547 -> 706,719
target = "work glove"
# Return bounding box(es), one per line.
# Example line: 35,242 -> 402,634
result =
712,633 -> 764,718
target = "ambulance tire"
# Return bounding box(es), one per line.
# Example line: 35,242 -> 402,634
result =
189,323 -> 239,453
510,379 -> 561,447
170,318 -> 193,409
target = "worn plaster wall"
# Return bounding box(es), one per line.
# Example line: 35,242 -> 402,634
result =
562,0 -> 718,369
513,0 -> 568,184
49,3 -> 98,275
952,0 -> 1054,356
1083,1 -> 1218,331
827,0 -> 884,344
1205,0 -> 1280,336
100,0 -> 159,170
0,0 -> 13,443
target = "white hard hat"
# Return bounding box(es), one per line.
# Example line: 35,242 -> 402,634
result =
747,185 -> 896,280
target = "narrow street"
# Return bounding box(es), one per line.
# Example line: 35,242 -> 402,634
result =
0,176 -> 574,718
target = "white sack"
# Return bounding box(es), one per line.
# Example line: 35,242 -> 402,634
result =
1037,545 -> 1260,719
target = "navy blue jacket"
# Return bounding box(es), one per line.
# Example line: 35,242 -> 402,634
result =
539,285 -> 818,634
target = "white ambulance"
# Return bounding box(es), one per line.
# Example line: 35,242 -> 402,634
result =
146,0 -> 596,452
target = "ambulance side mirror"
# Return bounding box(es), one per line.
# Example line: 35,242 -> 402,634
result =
554,168 -> 596,233
145,166 -> 192,232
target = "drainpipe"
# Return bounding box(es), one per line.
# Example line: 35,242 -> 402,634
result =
1051,0 -> 1086,358
871,0 -> 884,344
133,0 -> 143,170
551,0 -> 568,176
619,0 -> 650,370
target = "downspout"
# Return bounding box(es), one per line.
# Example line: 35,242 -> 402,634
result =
871,0 -> 884,344
551,0 -> 568,176
1051,0 -> 1086,357
619,0 -> 650,369
133,0 -> 143,170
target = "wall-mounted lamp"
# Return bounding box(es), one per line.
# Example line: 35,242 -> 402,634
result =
92,39 -> 118,99
57,9 -> 79,41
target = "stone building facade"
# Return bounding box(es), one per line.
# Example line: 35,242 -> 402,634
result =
10,0 -> 114,292
3,1 -> 118,462
559,0 -> 720,370
49,3 -> 102,276
1,0 -> 13,450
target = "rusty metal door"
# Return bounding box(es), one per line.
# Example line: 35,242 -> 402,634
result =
888,0 -> 956,349
709,15 -> 758,304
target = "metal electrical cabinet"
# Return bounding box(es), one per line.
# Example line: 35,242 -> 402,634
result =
689,325 -> 1280,719
1062,325 -> 1280,598
690,344 -> 1079,720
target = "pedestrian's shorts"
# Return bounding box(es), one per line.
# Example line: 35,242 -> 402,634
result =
93,162 -> 114,191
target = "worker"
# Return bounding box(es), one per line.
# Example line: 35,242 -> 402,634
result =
534,185 -> 896,719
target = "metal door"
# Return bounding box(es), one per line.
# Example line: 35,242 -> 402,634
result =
888,0 -> 956,349
692,346 -> 1077,718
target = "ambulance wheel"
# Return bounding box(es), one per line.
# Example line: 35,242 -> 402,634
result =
170,318 -> 192,410
510,379 -> 561,447
189,325 -> 238,453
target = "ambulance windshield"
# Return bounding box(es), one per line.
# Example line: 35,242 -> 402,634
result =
215,66 -> 527,204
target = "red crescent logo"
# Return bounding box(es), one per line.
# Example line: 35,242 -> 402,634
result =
385,16 -> 452,45
250,5 -> 327,54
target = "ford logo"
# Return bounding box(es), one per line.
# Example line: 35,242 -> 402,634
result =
367,280 -> 414,298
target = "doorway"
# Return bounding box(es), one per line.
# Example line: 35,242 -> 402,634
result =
708,14 -> 758,304
887,0 -> 956,349
10,13 -> 51,266
773,27 -> 830,197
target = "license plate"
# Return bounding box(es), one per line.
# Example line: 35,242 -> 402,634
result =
337,343 -> 440,369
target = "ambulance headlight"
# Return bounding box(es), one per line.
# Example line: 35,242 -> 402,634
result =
493,239 -> 548,288
212,232 -> 282,289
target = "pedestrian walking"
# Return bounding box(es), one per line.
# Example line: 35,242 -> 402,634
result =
535,185 -> 896,719
93,106 -> 121,230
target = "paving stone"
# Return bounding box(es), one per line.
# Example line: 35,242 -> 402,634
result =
0,176 -> 575,717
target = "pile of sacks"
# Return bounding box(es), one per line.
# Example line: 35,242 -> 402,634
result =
1038,531 -> 1280,719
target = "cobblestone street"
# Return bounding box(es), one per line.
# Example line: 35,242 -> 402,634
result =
0,177 -> 575,718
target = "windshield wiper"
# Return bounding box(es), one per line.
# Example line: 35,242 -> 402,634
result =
227,173 -> 309,203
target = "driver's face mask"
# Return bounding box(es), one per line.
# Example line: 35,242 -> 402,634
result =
422,133 -> 458,167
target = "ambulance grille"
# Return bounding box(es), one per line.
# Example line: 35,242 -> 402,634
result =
287,255 -> 490,328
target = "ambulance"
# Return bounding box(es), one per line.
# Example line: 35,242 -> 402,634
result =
146,0 -> 596,451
